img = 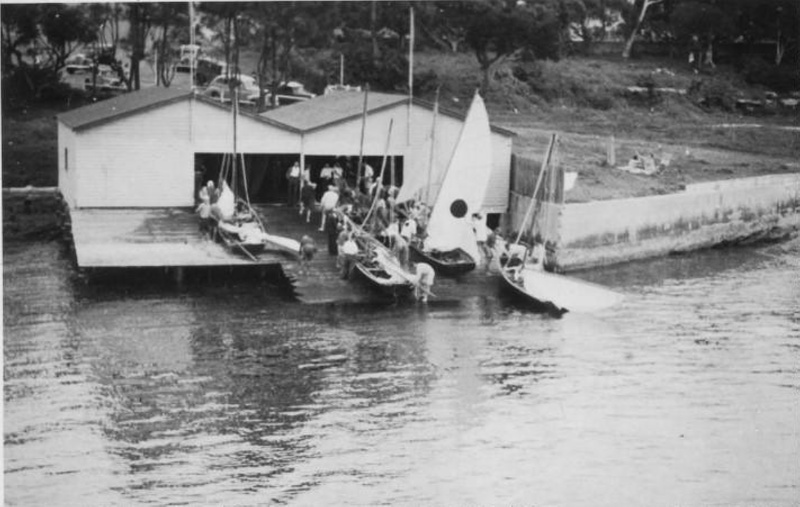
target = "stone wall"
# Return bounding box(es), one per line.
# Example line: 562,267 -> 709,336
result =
557,174 -> 800,270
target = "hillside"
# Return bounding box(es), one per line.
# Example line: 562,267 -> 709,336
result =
3,52 -> 798,204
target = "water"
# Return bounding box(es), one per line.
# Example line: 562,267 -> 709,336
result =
4,239 -> 799,506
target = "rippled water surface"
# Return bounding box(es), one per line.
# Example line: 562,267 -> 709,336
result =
4,240 -> 799,506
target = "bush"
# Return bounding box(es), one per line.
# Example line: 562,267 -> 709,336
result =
688,76 -> 738,111
742,56 -> 799,93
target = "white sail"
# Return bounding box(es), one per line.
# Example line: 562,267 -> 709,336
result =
424,91 -> 493,259
396,135 -> 431,204
217,180 -> 235,221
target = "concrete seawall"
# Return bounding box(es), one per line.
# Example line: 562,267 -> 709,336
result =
558,174 -> 800,270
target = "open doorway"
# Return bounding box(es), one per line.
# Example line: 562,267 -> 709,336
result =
195,153 -> 301,205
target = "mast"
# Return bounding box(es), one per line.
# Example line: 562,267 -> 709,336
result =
424,86 -> 440,205
515,133 -> 556,245
356,85 -> 369,191
189,1 -> 195,91
407,5 -> 414,146
363,119 -> 394,226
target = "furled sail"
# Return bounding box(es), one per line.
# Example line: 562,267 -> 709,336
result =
424,91 -> 493,260
217,180 -> 235,221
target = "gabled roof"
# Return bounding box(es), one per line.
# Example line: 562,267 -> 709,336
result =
259,91 -> 517,137
259,91 -> 406,133
192,94 -> 303,133
58,87 -> 192,131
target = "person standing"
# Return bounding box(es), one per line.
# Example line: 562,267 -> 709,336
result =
319,163 -> 334,200
286,161 -> 301,207
319,185 -> 340,232
472,213 -> 490,266
413,262 -> 435,303
325,210 -> 340,256
299,235 -> 317,276
340,233 -> 360,279
299,180 -> 317,223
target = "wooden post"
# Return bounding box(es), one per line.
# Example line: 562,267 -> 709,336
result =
607,135 -> 616,167
299,134 -> 306,205
174,266 -> 185,286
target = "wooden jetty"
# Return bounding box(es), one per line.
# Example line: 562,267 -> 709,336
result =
69,204 -> 501,305
70,208 -> 293,268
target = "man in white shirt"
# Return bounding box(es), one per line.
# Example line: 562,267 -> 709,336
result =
286,161 -> 300,206
340,234 -> 360,279
319,186 -> 340,231
413,262 -> 435,303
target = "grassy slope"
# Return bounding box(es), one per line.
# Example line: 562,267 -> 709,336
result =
3,52 -> 798,203
415,52 -> 799,202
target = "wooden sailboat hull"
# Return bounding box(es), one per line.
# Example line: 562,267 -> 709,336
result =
217,228 -> 266,257
263,233 -> 301,258
353,260 -> 414,298
500,266 -> 624,314
409,244 -> 476,276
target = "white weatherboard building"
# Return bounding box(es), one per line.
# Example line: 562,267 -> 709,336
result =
57,87 -> 515,214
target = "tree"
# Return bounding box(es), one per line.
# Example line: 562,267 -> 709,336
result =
1,3 -> 39,70
669,1 -> 735,68
622,0 -> 663,59
455,0 -> 559,90
416,2 -> 467,52
150,3 -> 188,87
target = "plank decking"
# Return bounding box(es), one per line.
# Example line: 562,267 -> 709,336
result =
69,204 -> 501,305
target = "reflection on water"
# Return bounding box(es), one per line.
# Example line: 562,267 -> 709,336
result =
4,239 -> 799,506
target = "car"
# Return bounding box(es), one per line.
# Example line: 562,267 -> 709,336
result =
84,66 -> 126,96
202,74 -> 261,105
266,81 -> 316,106
65,54 -> 95,74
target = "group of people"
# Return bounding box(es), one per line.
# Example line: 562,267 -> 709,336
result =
285,160 -> 440,301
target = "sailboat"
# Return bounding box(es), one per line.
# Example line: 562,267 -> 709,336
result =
211,89 -> 300,260
341,214 -> 420,300
500,134 -> 624,314
349,119 -> 422,299
408,90 -> 494,276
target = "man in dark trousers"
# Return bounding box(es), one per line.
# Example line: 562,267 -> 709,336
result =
325,211 -> 340,256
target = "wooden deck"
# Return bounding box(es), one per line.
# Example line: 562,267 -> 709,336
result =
70,204 -> 503,305
70,207 -> 296,268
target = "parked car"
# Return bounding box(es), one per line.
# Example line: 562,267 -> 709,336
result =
84,66 -> 126,96
65,54 -> 95,74
202,74 -> 260,105
263,81 -> 316,106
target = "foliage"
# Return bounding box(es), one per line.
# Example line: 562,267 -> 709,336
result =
741,56 -> 800,93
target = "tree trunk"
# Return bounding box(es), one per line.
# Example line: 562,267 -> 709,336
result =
371,1 -> 379,65
622,0 -> 660,59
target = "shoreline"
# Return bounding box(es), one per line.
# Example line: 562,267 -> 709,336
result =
5,174 -> 799,273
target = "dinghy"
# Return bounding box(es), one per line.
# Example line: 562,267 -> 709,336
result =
207,89 -> 298,260
402,90 -> 494,276
501,134 -> 624,314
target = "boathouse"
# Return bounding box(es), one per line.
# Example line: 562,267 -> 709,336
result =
57,87 -> 514,212
56,87 -> 515,269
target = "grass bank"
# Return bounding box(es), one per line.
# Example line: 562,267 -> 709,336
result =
3,52 -> 798,204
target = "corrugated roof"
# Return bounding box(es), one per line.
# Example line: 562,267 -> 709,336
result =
259,91 -> 406,133
259,90 -> 516,137
58,87 -> 192,131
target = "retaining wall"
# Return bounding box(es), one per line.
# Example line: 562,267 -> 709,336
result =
558,174 -> 800,270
